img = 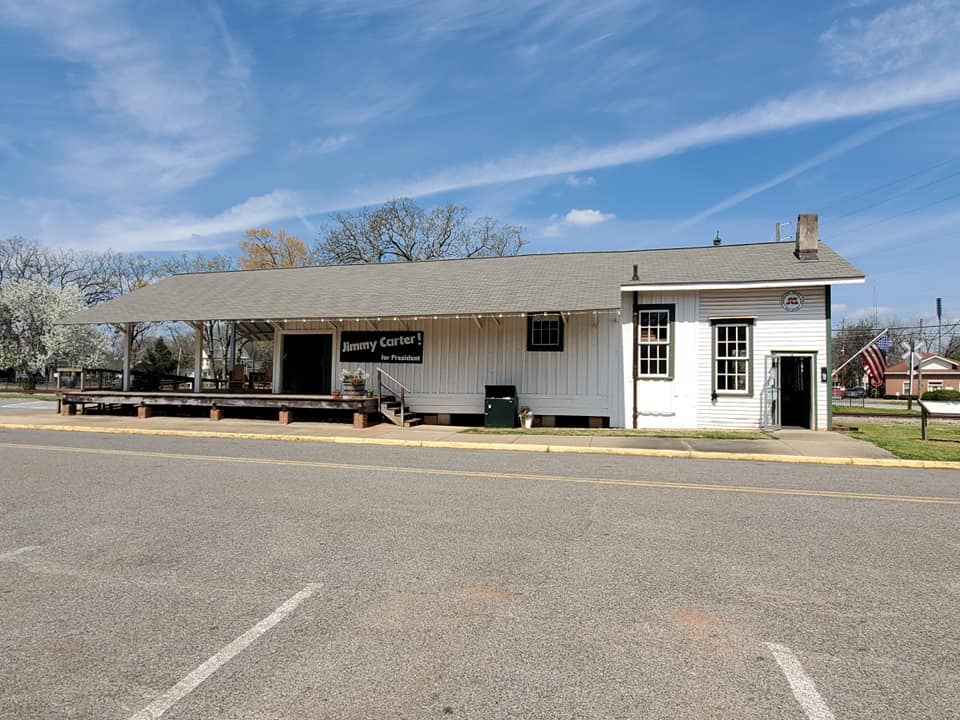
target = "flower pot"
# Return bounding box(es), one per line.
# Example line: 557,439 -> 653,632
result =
341,381 -> 366,398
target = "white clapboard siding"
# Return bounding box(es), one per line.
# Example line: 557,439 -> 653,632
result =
619,287 -> 829,429
696,288 -> 828,429
276,313 -> 621,419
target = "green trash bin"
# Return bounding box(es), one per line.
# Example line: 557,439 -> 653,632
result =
485,385 -> 518,428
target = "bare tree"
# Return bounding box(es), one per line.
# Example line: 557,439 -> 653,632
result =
832,319 -> 877,388
159,251 -> 235,276
315,198 -> 525,264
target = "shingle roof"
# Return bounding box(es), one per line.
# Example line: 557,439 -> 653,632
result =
886,353 -> 960,373
64,241 -> 863,324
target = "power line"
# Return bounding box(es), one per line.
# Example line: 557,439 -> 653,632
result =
817,157 -> 956,214
823,167 -> 960,223
824,188 -> 960,242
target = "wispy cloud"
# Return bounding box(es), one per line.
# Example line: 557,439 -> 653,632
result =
821,0 -> 960,78
86,61 -> 960,249
565,174 -> 596,187
0,0 -> 252,196
93,189 -> 307,249
282,0 -> 655,43
308,83 -> 420,128
205,0 -> 252,81
288,134 -> 356,158
675,117 -> 915,229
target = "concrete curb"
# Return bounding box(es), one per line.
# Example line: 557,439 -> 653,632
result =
1,421 -> 958,471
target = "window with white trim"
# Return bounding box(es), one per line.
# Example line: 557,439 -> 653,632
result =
927,379 -> 944,391
713,319 -> 753,394
636,305 -> 674,378
902,382 -> 910,395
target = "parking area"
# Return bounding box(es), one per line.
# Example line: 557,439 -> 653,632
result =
1,429 -> 958,718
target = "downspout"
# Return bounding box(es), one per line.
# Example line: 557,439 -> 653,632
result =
632,291 -> 639,429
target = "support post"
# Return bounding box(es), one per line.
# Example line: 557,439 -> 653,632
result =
193,322 -> 204,392
228,321 -> 238,376
921,405 -> 928,440
122,323 -> 133,392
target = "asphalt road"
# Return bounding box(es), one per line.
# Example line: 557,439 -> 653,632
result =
1,428 -> 958,719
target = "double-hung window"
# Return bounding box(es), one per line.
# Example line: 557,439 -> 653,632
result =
712,319 -> 753,395
636,305 -> 674,379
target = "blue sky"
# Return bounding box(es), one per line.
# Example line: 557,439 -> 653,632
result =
1,0 -> 959,325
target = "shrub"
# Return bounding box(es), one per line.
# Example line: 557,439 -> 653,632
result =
920,389 -> 960,402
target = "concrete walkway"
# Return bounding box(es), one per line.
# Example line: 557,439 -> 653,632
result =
0,401 -> 918,469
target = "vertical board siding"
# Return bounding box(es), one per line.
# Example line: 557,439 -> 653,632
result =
278,313 -> 619,417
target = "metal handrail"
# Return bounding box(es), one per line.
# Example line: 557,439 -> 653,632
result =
376,367 -> 409,426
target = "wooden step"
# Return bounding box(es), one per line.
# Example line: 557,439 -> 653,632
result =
379,404 -> 422,428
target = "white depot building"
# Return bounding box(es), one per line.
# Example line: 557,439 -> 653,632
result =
68,214 -> 862,430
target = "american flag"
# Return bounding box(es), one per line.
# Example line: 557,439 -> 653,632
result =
863,330 -> 893,387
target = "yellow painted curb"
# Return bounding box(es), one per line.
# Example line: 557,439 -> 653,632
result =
546,445 -> 692,459
0,421 -> 954,471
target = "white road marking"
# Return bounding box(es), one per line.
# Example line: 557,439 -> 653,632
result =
766,642 -> 836,720
127,583 -> 322,720
0,545 -> 39,561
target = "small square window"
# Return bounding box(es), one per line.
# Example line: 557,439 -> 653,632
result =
527,313 -> 564,351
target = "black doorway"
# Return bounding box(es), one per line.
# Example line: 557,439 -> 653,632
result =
779,355 -> 812,428
281,334 -> 332,394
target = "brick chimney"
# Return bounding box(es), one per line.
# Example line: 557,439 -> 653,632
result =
794,213 -> 819,261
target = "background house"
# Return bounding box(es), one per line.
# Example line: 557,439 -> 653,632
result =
884,353 -> 960,397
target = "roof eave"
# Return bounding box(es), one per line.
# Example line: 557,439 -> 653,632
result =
620,277 -> 865,292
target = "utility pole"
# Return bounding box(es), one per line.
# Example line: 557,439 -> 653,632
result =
918,319 -> 924,400
937,297 -> 943,355
907,338 -> 915,411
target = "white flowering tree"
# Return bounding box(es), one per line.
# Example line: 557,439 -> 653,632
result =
0,278 -> 110,386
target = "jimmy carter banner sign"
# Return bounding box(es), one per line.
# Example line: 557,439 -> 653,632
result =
339,331 -> 424,364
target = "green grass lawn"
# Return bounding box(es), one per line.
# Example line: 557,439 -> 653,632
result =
0,393 -> 56,401
460,427 -> 770,440
845,422 -> 960,461
832,404 -> 919,416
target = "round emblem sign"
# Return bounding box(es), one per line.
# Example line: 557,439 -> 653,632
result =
780,290 -> 805,312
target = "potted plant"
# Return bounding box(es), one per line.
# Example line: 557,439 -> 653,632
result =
518,406 -> 534,429
340,368 -> 368,398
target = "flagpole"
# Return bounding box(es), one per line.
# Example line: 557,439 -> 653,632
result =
832,328 -> 890,376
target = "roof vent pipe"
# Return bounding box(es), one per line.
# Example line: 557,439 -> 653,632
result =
794,213 -> 819,260
713,231 -> 721,246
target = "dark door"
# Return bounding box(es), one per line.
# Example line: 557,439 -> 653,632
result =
281,334 -> 332,394
779,355 -> 812,428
